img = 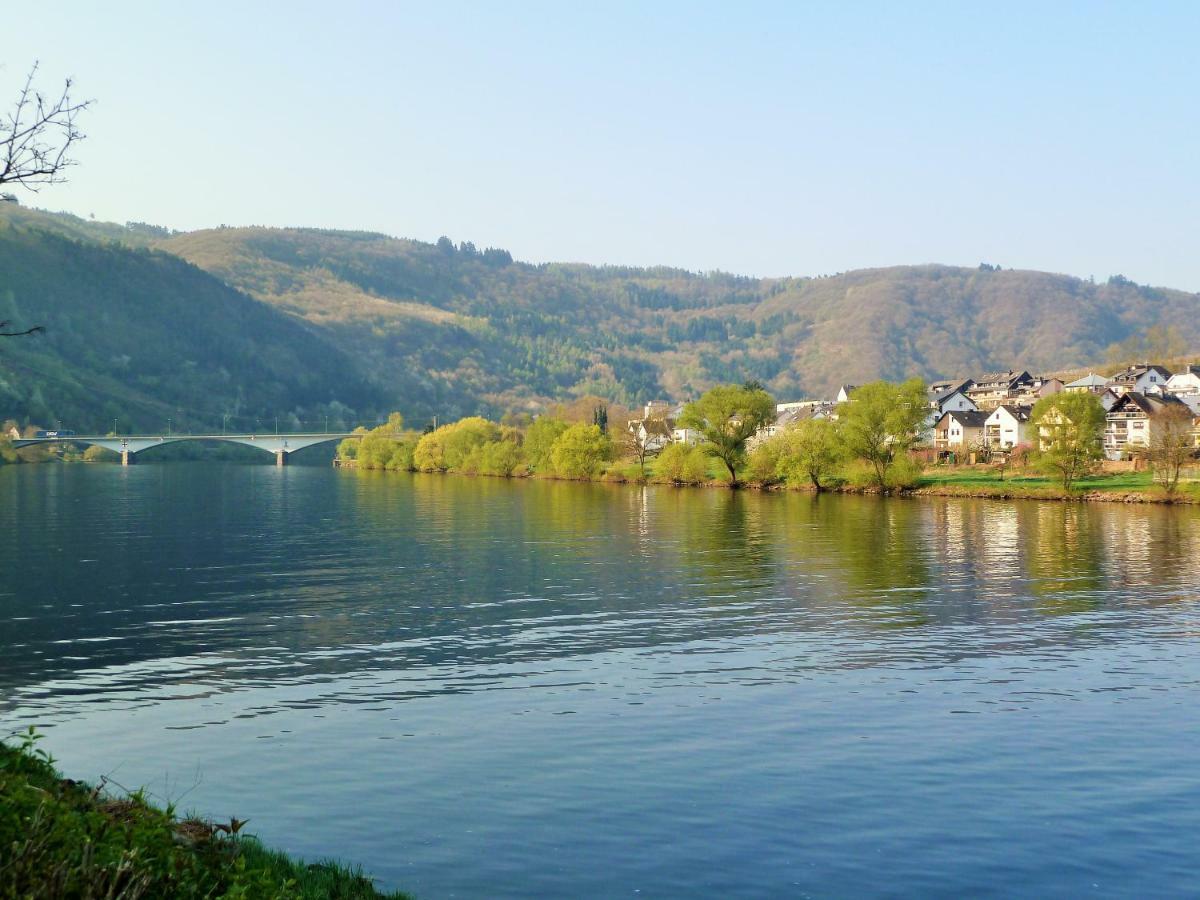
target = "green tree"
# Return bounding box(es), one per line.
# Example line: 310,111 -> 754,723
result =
1031,392 -> 1105,490
524,417 -> 568,473
413,416 -> 500,471
836,379 -> 927,489
678,383 -> 775,486
776,418 -> 843,491
550,423 -> 611,479
355,412 -> 407,469
655,442 -> 710,483
1145,404 -> 1196,496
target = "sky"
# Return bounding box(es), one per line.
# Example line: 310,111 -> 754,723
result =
7,1 -> 1200,289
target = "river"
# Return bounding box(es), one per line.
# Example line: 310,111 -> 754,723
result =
2,462 -> 1199,897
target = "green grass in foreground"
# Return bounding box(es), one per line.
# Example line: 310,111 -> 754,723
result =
0,729 -> 410,899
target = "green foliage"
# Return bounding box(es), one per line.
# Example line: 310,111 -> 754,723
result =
837,379 -> 928,489
679,384 -> 776,484
0,729 -> 408,899
82,443 -> 116,462
5,206 -> 1200,428
654,442 -> 710,484
550,423 -> 612,479
460,431 -> 525,476
774,419 -> 844,490
413,416 -> 500,472
353,413 -> 410,470
524,417 -> 569,473
1031,392 -> 1106,490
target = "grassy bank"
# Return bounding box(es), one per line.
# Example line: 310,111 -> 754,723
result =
0,730 -> 410,899
909,468 -> 1200,503
337,456 -> 1200,505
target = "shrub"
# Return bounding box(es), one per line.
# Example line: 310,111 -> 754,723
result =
656,443 -> 710,484
550,423 -> 612,479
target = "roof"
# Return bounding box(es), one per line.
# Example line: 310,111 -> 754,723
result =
940,409 -> 991,428
1065,373 -> 1111,388
1108,391 -> 1189,416
990,404 -> 1031,422
1110,364 -> 1173,384
969,370 -> 1032,389
928,378 -> 974,395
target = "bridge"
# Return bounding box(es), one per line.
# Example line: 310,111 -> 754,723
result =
11,432 -> 362,465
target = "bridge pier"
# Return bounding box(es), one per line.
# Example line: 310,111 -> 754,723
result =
121,450 -> 136,466
275,450 -> 289,467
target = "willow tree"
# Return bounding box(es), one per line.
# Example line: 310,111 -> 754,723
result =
1031,392 -> 1106,491
678,383 -> 775,486
836,379 -> 928,489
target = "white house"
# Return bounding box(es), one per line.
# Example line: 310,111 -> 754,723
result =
933,409 -> 990,452
836,385 -> 857,403
983,405 -> 1031,450
1104,391 -> 1191,459
1108,364 -> 1172,396
1165,365 -> 1200,397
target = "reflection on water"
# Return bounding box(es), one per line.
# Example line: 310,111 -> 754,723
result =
2,464 -> 1200,897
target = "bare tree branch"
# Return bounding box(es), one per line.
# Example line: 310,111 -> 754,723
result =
1,60 -> 93,191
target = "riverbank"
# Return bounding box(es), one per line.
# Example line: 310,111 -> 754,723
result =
335,457 -> 1200,505
0,731 -> 409,899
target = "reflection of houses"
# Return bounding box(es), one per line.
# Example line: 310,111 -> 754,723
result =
965,370 -> 1034,409
984,405 -> 1031,450
1103,391 -> 1191,459
1109,364 -> 1172,396
933,409 -> 990,451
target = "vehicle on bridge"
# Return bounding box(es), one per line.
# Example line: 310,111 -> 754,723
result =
35,430 -> 77,438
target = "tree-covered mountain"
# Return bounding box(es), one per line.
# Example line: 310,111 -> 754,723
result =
0,208 -> 382,433
2,203 -> 1199,431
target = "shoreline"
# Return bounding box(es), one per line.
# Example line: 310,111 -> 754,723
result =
333,459 -> 1200,506
0,734 -> 409,898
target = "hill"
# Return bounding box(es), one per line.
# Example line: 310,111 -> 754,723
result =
159,225 -> 1200,408
2,204 -> 1199,430
0,208 -> 382,433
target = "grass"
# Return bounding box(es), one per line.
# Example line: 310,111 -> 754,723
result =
0,729 -> 411,899
916,466 -> 1200,501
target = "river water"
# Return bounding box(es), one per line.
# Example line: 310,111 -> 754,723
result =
1,463 -> 1199,897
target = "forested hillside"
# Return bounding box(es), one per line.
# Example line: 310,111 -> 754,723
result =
0,210 -> 382,433
3,204 -> 1199,431
160,225 -> 1200,409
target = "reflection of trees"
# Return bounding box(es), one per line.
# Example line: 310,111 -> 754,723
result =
672,489 -> 774,592
770,493 -> 931,628
1025,504 -> 1106,615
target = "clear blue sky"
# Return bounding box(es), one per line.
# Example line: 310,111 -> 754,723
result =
9,1 -> 1200,289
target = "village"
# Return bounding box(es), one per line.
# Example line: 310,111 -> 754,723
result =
627,362 -> 1200,464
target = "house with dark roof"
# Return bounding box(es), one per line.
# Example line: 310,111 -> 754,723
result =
984,405 -> 1032,450
1104,391 -> 1191,459
932,409 -> 991,452
1108,364 -> 1172,396
964,370 -> 1034,409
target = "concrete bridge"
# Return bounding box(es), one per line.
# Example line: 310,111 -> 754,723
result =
11,432 -> 362,465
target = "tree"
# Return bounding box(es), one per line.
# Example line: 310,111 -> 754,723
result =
1146,405 -> 1196,496
836,379 -> 927,489
775,419 -> 842,491
623,418 -> 671,478
2,62 -> 92,191
1031,393 -> 1106,490
678,383 -> 775,486
655,442 -> 709,484
550,423 -> 611,479
524,417 -> 568,473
